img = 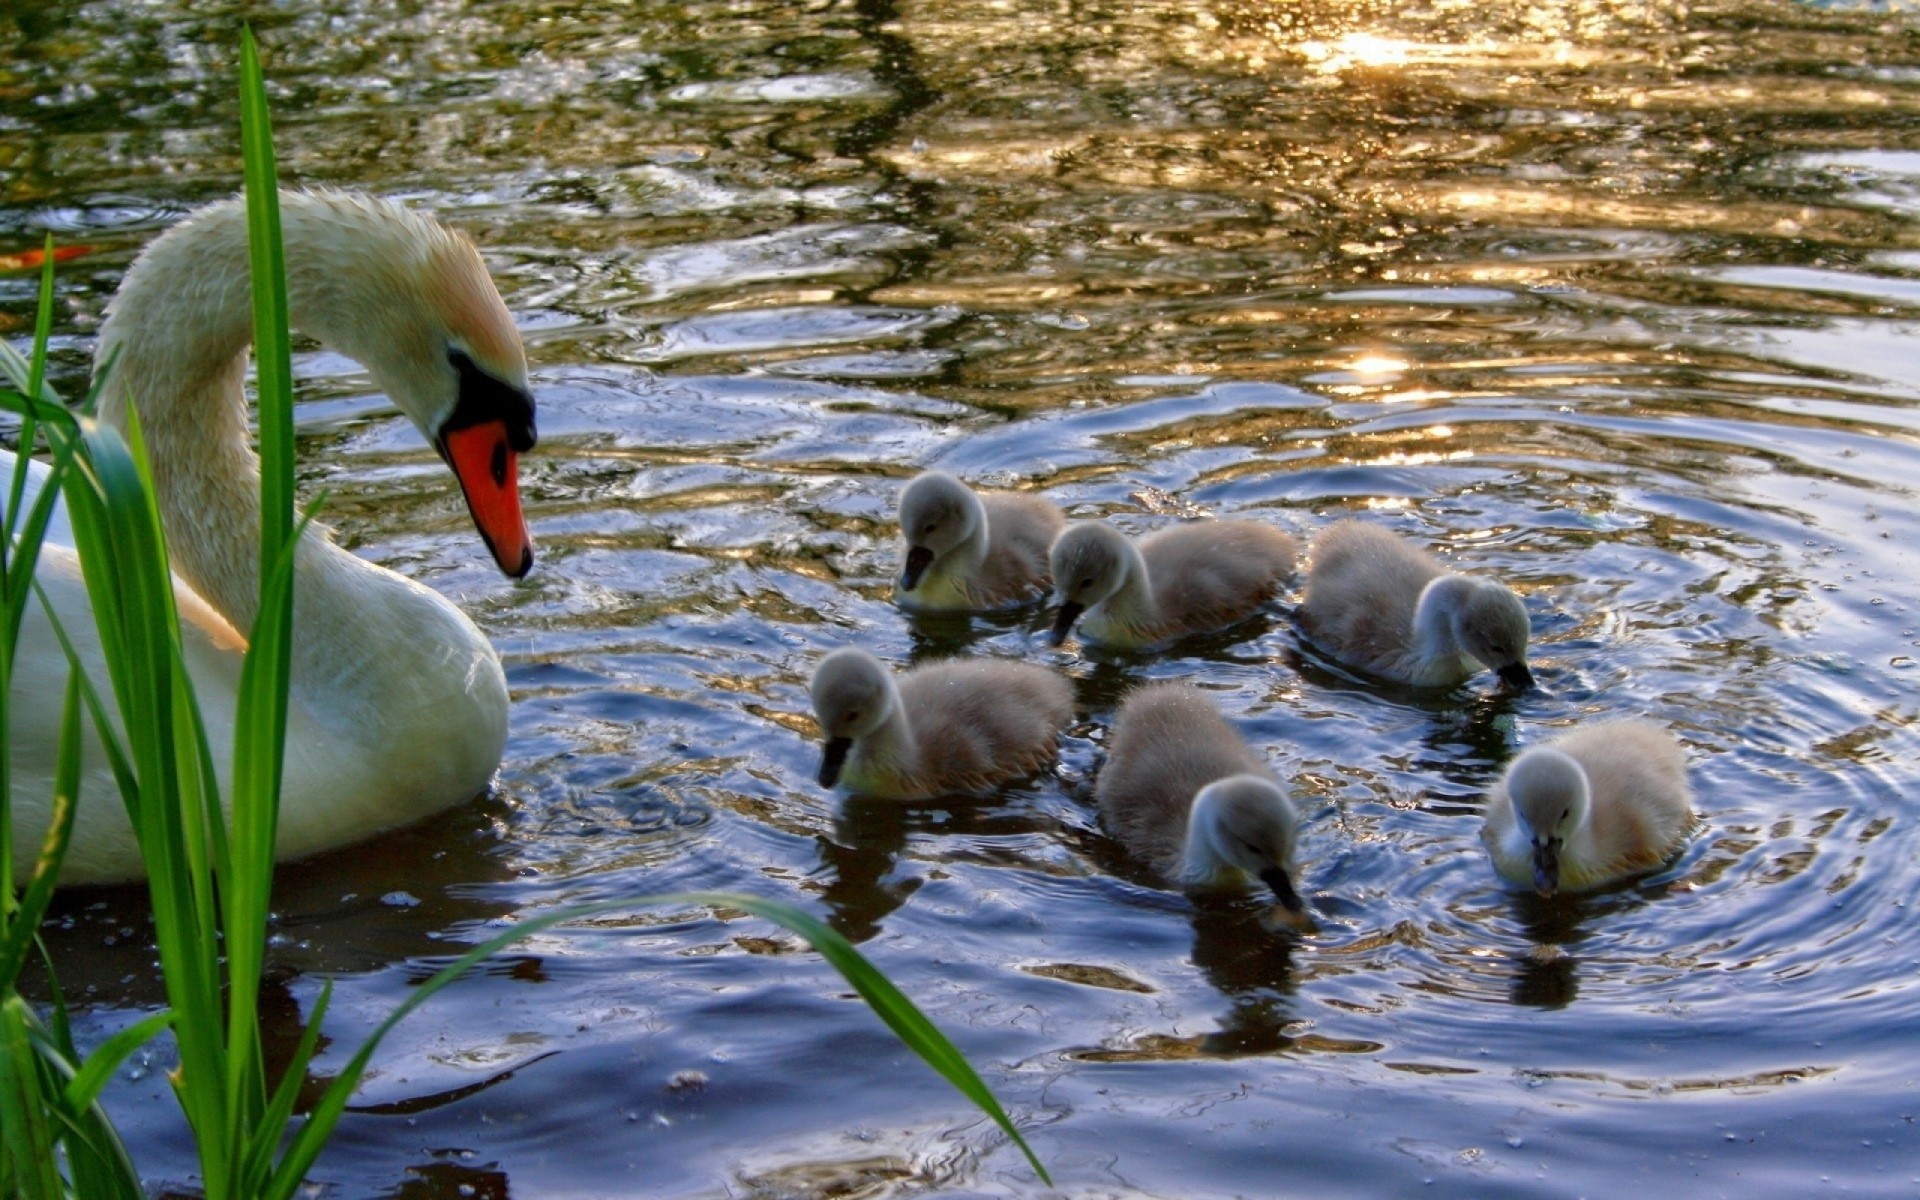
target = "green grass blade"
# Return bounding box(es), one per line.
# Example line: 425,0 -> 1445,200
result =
0,674 -> 83,984
239,27 -> 295,574
241,979 -> 331,1187
55,416 -> 235,1192
56,1009 -> 172,1115
0,995 -> 67,1199
19,1002 -> 149,1200
1,233 -> 55,561
702,894 -> 1051,1183
265,892 -> 1047,1198
225,33 -> 302,1170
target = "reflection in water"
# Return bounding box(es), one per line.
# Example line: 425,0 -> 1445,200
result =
8,0 -> 1920,1194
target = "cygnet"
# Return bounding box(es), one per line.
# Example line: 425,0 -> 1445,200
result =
1482,719 -> 1694,894
1049,517 -> 1297,649
895,470 -> 1064,612
1096,682 -> 1308,923
809,646 -> 1073,799
1300,520 -> 1533,688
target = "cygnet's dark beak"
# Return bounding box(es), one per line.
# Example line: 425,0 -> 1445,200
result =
818,737 -> 852,789
1498,661 -> 1536,691
1049,600 -> 1085,644
1260,866 -> 1306,915
1532,837 -> 1562,895
900,545 -> 934,591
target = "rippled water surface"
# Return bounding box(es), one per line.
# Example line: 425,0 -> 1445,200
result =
6,0 -> 1920,1195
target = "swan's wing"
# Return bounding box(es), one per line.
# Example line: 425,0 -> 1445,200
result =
0,448 -> 74,549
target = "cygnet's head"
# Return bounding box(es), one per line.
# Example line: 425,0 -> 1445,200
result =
1190,775 -> 1305,915
1500,746 -> 1591,894
1455,581 -> 1534,690
897,471 -> 983,591
1048,522 -> 1131,642
809,647 -> 897,788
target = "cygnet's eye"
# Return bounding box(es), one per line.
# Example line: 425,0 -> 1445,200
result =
1079,576 -> 1094,590
845,710 -> 862,724
921,523 -> 936,535
1559,807 -> 1570,823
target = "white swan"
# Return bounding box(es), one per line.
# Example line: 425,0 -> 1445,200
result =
809,646 -> 1072,799
1482,720 -> 1694,894
5,190 -> 537,884
1048,518 -> 1297,649
894,471 -> 1063,612
1299,520 -> 1533,688
1095,682 -> 1307,922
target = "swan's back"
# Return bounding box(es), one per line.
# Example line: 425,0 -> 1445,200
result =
1484,719 -> 1692,890
975,492 -> 1065,605
1300,520 -> 1441,673
1097,683 -> 1268,879
897,658 -> 1073,793
1138,519 -> 1296,638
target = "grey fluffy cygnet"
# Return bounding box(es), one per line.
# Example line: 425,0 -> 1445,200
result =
808,646 -> 1073,799
1048,517 -> 1297,649
1095,682 -> 1309,925
1482,719 -> 1694,894
1299,520 -> 1534,688
894,471 -> 1064,612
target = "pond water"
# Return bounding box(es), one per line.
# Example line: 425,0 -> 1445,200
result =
5,0 -> 1920,1195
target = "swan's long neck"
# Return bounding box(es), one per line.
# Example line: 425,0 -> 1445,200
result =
92,194 -> 507,826
1408,574 -> 1477,684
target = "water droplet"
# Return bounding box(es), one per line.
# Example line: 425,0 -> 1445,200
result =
381,891 -> 421,908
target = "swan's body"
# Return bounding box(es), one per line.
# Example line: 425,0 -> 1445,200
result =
894,471 -> 1063,612
6,190 -> 537,884
1482,720 -> 1693,894
1299,520 -> 1533,688
1048,518 -> 1296,649
1095,683 -> 1306,916
809,646 -> 1072,799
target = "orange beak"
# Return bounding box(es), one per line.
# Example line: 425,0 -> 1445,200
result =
441,419 -> 534,578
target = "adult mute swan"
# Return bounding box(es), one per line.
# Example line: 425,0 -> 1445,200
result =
6,190 -> 536,884
809,646 -> 1072,799
893,471 -> 1063,613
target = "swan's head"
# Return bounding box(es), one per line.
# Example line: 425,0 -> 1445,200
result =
1189,774 -> 1306,916
1048,522 -> 1130,642
1500,746 -> 1590,894
295,192 -> 538,578
897,471 -> 984,591
1454,580 -> 1533,690
809,647 -> 897,788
